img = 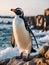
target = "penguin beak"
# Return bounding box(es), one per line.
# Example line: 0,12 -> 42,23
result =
11,9 -> 17,13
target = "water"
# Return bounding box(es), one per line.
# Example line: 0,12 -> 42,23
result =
0,18 -> 49,60
0,18 -> 13,50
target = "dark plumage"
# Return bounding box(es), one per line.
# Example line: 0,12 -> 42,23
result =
19,16 -> 39,48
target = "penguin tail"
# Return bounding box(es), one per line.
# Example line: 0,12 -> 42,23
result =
31,47 -> 36,53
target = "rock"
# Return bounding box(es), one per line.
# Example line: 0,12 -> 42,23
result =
46,59 -> 49,65
0,55 -> 37,65
39,43 -> 49,56
0,43 -> 49,65
0,58 -> 10,65
44,50 -> 49,59
31,58 -> 47,65
7,58 -> 18,65
24,61 -> 35,65
0,57 -> 25,65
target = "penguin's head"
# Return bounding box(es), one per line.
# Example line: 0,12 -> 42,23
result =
11,8 -> 24,16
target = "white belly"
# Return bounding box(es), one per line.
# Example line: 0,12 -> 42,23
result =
13,17 -> 32,53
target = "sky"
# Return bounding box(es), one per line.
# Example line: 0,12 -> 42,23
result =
0,0 -> 49,16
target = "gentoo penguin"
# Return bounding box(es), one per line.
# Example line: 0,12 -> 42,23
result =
11,8 -> 37,59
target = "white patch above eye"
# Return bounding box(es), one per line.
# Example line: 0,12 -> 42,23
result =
15,8 -> 24,16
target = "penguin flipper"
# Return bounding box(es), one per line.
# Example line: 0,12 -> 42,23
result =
11,32 -> 15,47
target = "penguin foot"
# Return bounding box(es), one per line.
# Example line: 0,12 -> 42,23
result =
23,57 -> 30,61
23,54 -> 32,61
16,53 -> 23,59
16,56 -> 22,59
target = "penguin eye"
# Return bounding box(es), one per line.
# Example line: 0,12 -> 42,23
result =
17,10 -> 21,15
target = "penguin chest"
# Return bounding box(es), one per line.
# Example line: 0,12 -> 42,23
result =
13,18 -> 32,50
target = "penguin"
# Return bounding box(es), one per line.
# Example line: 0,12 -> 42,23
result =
11,8 -> 37,59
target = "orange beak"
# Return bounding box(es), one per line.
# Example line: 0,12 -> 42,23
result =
11,9 -> 17,13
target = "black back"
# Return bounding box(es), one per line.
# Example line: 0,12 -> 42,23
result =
19,16 -> 39,48
19,16 -> 30,32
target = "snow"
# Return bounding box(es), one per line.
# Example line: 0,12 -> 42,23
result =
0,46 -> 39,61
0,47 -> 19,61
